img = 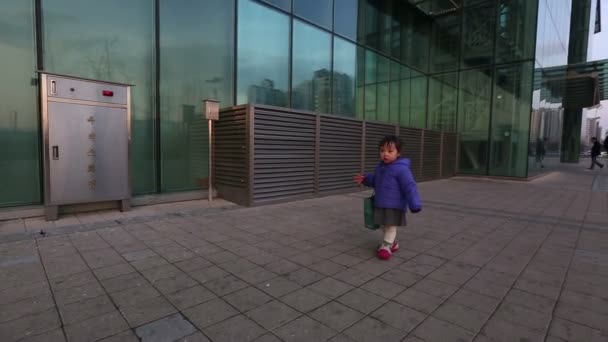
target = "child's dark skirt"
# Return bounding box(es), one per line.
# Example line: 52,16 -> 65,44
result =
374,208 -> 406,226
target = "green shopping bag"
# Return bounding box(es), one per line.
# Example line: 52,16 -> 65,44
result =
364,195 -> 380,230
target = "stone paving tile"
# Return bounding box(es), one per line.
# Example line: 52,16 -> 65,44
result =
204,314 -> 266,342
93,263 -> 136,280
246,300 -> 301,330
152,273 -> 198,295
120,295 -> 178,327
49,271 -> 97,291
224,286 -> 273,312
54,281 -> 106,306
280,287 -> 330,313
285,267 -> 326,287
413,316 -> 475,342
274,315 -> 337,342
333,268 -> 377,287
0,281 -> 50,305
64,310 -> 129,342
256,276 -> 302,298
18,329 -> 66,342
337,288 -> 388,315
432,301 -> 489,333
252,333 -> 284,342
188,265 -> 230,284
59,294 -> 115,325
183,298 -> 239,329
101,272 -> 148,293
411,278 -> 459,300
110,284 -> 160,308
309,301 -> 365,332
237,266 -> 280,285
98,330 -> 140,342
134,313 -> 197,342
0,293 -> 55,323
343,316 -> 407,342
481,316 -> 544,342
130,256 -> 170,271
140,264 -> 183,283
174,332 -> 211,342
174,257 -> 213,272
494,302 -> 552,332
370,301 -> 426,333
204,274 -> 249,296
394,288 -> 445,314
553,301 -> 608,333
360,277 -> 406,300
447,288 -> 501,314
380,269 -> 423,287
167,285 -> 217,311
81,248 -> 125,269
0,308 -> 61,341
265,259 -> 301,275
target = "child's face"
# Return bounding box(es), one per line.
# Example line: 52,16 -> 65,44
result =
379,143 -> 400,164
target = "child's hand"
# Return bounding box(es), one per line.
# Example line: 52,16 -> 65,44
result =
353,174 -> 365,185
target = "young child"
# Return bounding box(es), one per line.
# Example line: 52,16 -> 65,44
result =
354,135 -> 421,260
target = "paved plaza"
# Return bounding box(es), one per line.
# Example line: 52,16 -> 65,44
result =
1,164 -> 607,342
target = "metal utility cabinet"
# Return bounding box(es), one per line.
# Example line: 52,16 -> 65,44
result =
40,73 -> 131,221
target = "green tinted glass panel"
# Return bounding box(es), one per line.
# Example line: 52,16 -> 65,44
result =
260,0 -> 291,11
365,84 -> 377,120
399,77 -> 411,126
292,20 -> 332,112
237,0 -> 289,106
377,83 -> 390,122
0,1 -> 41,206
43,0 -> 156,194
430,14 -> 461,72
496,0 -> 538,63
458,68 -> 492,174
365,50 -> 377,84
333,37 -> 357,116
410,76 -> 427,128
159,0 -> 234,191
293,0 -> 332,29
389,81 -> 400,123
461,4 -> 496,67
334,0 -> 358,40
489,62 -> 533,177
427,73 -> 458,131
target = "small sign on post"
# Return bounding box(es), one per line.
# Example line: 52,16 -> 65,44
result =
202,99 -> 220,202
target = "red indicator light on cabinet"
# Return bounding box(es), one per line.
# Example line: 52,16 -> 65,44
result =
102,90 -> 114,97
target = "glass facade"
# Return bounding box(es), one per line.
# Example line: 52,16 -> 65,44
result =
159,0 -> 234,191
0,1 -> 40,206
0,0 -> 590,207
530,0 -> 573,175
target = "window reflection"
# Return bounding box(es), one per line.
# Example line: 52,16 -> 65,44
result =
292,20 -> 332,112
237,0 -> 290,106
333,37 -> 358,116
293,0 -> 332,29
0,1 -> 41,206
159,0 -> 234,191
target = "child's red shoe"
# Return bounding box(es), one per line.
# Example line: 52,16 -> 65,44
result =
377,245 -> 392,260
390,242 -> 399,253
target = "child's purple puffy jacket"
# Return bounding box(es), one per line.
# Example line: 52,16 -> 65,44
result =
363,158 -> 422,212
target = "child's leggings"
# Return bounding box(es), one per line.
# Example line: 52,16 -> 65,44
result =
383,226 -> 397,244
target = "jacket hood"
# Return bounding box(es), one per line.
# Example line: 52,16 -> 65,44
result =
389,157 -> 410,167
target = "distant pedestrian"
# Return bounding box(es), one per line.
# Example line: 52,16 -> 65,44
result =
604,135 -> 608,152
535,137 -> 547,168
354,135 -> 421,260
588,137 -> 604,170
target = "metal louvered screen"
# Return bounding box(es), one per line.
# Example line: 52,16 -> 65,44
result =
214,104 -> 458,207
400,127 -> 423,181
319,116 -> 362,194
214,106 -> 249,206
364,122 -> 397,173
253,107 -> 316,204
442,132 -> 458,176
421,130 -> 442,181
